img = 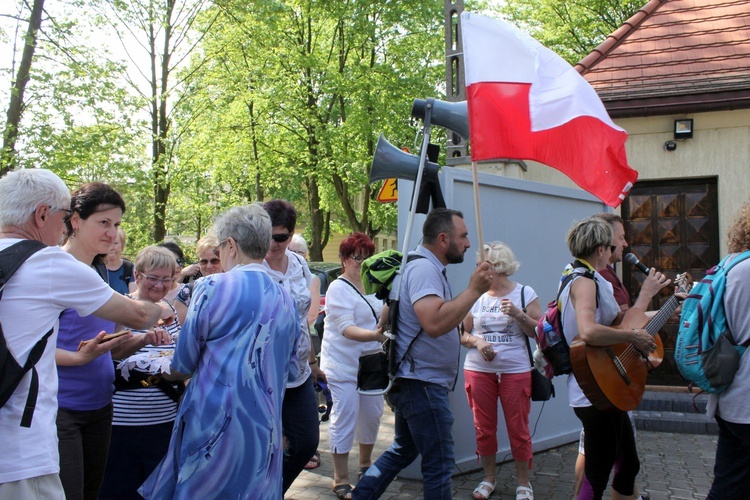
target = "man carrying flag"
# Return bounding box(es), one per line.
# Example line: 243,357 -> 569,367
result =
460,11 -> 638,208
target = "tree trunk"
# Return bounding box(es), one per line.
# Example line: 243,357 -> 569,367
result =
1,0 -> 45,176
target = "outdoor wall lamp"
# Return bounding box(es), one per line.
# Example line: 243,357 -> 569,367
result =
674,118 -> 694,139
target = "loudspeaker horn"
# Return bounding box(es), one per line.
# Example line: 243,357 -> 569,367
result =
411,98 -> 469,139
369,134 -> 440,184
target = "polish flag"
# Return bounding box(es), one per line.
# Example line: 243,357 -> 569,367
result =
460,12 -> 638,207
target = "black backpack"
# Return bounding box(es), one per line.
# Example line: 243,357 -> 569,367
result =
0,240 -> 51,427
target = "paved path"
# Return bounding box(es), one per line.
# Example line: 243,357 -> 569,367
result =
286,410 -> 717,500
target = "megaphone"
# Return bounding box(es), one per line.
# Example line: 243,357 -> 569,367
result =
411,98 -> 469,139
369,134 -> 439,185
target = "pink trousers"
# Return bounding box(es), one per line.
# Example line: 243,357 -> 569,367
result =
464,369 -> 533,463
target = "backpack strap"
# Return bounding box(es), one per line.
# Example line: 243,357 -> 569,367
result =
0,240 -> 48,295
389,254 -> 426,377
0,240 -> 52,428
122,259 -> 135,285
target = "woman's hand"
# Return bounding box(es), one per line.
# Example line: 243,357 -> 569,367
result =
141,327 -> 171,347
180,263 -> 201,280
500,298 -> 521,319
57,331 -> 133,366
631,328 -> 656,355
372,325 -> 387,344
476,338 -> 495,362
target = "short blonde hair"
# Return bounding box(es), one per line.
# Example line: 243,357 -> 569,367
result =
566,217 -> 613,259
481,241 -> 520,276
135,246 -> 178,274
196,234 -> 220,257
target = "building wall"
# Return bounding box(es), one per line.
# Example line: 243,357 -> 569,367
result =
519,108 -> 750,255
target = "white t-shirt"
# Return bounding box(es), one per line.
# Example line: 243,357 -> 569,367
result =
464,284 -> 538,374
320,278 -> 383,381
263,250 -> 312,388
559,269 -> 620,408
0,239 -> 114,484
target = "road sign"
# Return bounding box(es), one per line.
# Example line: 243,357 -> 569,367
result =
377,178 -> 398,203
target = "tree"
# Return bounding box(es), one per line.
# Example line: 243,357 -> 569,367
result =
181,0 -> 445,259
92,0 -> 216,242
1,0 -> 44,175
500,0 -> 642,64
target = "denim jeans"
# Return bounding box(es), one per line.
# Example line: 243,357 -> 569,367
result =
707,416 -> 750,499
353,378 -> 455,500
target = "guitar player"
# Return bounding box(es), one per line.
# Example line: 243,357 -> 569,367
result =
573,213 -> 671,500
561,217 -> 669,500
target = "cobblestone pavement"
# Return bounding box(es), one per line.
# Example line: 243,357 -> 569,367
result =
286,410 -> 718,500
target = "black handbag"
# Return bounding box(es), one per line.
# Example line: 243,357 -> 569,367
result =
521,286 -> 554,401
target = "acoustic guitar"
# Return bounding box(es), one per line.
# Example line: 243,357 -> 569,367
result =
570,273 -> 690,412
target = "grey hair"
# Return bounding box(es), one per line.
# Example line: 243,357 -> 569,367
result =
135,245 -> 178,274
212,203 -> 271,260
289,233 -> 308,255
566,217 -> 614,259
0,169 -> 71,227
481,241 -> 520,276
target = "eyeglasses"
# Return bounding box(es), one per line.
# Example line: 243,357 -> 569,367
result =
213,239 -> 228,257
200,258 -> 221,266
175,258 -> 185,266
349,255 -> 366,263
272,233 -> 292,243
141,274 -> 174,286
58,208 -> 73,216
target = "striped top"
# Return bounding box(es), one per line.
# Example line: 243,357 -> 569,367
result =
112,304 -> 181,426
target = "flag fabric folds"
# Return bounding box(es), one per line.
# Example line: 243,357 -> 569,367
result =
460,12 -> 638,207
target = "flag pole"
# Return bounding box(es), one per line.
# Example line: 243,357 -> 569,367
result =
471,160 -> 485,262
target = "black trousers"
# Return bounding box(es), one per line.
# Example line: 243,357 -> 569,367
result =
574,405 -> 639,499
57,404 -> 113,500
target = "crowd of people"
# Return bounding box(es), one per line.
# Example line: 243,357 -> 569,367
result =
1,167 -> 748,500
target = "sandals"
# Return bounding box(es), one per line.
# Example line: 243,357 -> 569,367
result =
332,483 -> 354,500
516,484 -> 534,500
473,480 -> 495,500
304,451 -> 321,470
357,466 -> 369,481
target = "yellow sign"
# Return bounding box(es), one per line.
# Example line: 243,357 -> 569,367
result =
377,178 -> 398,203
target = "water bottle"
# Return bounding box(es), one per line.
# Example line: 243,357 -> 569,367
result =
542,320 -> 561,346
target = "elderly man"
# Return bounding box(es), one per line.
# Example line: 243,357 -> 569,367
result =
0,169 -> 167,499
354,208 -> 493,499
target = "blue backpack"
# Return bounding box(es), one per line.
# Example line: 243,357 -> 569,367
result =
674,251 -> 750,393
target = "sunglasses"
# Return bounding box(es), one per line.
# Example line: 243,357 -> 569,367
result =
609,245 -> 617,253
272,233 -> 292,243
200,258 -> 221,266
175,258 -> 185,266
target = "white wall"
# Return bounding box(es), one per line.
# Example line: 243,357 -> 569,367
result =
394,167 -> 607,478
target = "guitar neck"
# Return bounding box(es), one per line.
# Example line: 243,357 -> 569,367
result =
644,295 -> 680,337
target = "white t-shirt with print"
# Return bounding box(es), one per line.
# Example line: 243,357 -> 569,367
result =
464,283 -> 538,374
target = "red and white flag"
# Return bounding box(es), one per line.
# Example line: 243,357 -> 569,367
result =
460,12 -> 638,207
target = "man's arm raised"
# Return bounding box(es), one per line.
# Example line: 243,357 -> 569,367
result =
92,292 -> 167,330
414,262 -> 492,338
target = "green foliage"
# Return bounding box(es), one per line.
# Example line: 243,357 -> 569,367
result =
500,0 -> 642,64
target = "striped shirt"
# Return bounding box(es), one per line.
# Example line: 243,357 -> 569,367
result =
112,306 -> 181,426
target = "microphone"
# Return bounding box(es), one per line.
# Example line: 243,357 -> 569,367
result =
624,253 -> 651,275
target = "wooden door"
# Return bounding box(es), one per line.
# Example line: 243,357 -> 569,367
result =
621,178 -> 719,386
